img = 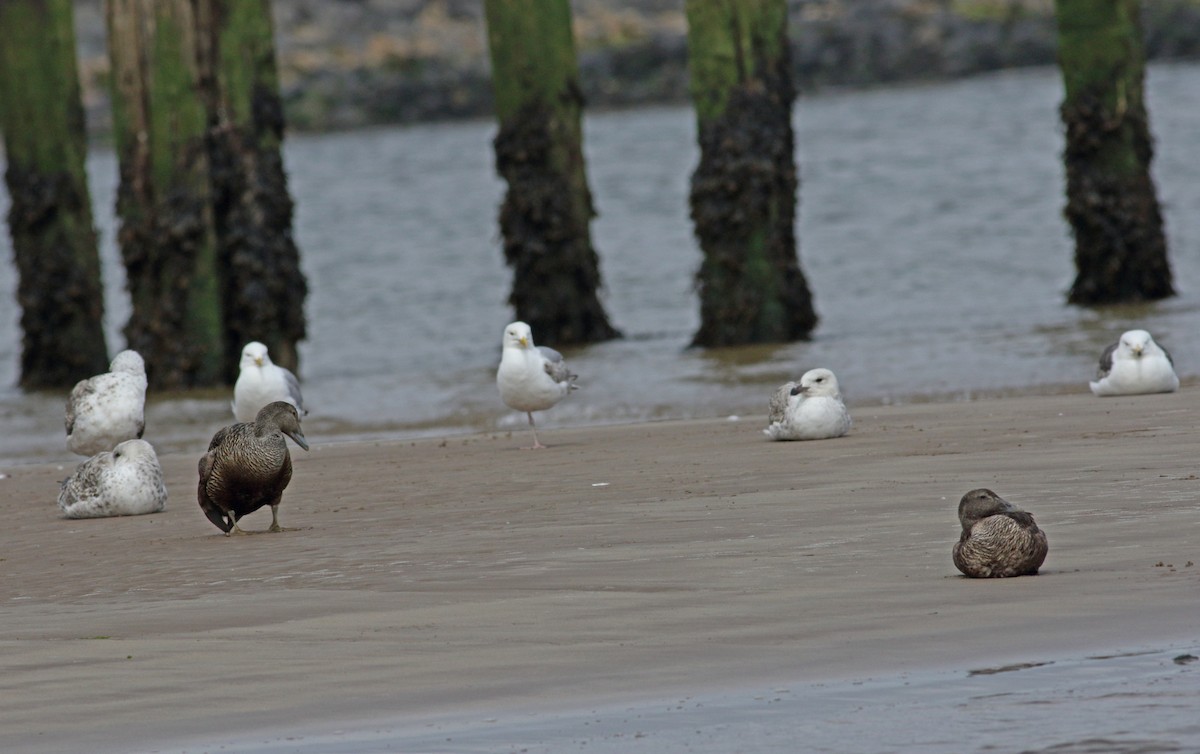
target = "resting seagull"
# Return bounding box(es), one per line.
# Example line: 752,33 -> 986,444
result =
764,368 -> 852,441
58,439 -> 167,518
232,341 -> 307,422
496,321 -> 577,449
65,350 -> 148,456
1089,329 -> 1178,397
953,488 -> 1048,578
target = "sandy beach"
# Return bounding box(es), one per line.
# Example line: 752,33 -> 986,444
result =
1,388 -> 1197,753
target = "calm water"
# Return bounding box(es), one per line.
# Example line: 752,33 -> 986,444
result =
2,64 -> 1199,466
138,641 -> 1200,754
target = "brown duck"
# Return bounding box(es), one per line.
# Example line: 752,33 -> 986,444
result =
952,488 -> 1048,578
198,401 -> 309,535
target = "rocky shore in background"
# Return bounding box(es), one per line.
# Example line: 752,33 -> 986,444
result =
72,0 -> 1200,133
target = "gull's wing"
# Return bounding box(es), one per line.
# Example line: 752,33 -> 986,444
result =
538,346 -> 577,385
1159,342 -> 1175,367
1096,341 -> 1118,379
282,367 -> 307,414
767,382 -> 797,425
64,377 -> 95,435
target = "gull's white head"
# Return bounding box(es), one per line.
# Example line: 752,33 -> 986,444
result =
502,321 -> 533,350
109,349 -> 145,376
793,367 -> 841,399
1118,329 -> 1155,359
111,438 -> 156,465
240,341 -> 271,369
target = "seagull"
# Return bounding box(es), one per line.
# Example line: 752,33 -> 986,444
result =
763,368 -> 852,441
65,350 -> 148,457
496,321 -> 577,449
1089,329 -> 1179,396
198,401 -> 309,536
58,439 -> 167,518
232,341 -> 306,423
952,488 -> 1048,578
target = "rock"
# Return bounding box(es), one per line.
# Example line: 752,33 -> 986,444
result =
73,0 -> 1200,134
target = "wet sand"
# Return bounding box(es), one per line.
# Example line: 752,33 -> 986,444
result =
1,389 -> 1198,753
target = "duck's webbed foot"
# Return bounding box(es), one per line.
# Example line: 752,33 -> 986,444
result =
225,515 -> 248,537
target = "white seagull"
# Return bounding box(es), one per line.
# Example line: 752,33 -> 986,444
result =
1089,329 -> 1178,397
58,439 -> 167,518
496,321 -> 577,449
65,350 -> 148,457
232,341 -> 306,423
764,367 -> 852,441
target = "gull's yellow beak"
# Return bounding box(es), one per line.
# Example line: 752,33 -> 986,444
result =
254,356 -> 265,367
518,336 -> 530,348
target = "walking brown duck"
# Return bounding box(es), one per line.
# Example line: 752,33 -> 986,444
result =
198,401 -> 309,535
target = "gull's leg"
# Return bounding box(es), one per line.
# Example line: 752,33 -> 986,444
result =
268,504 -> 283,533
524,411 -> 547,450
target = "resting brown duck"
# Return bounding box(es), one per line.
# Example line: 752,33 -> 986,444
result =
952,488 -> 1048,578
198,401 -> 308,535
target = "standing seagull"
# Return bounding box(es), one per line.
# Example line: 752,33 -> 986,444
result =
198,401 -> 308,535
1089,329 -> 1179,396
952,488 -> 1048,578
232,341 -> 307,422
496,321 -> 577,449
58,439 -> 167,518
65,350 -> 148,457
764,368 -> 852,441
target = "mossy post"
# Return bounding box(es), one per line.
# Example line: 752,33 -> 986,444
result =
1054,0 -> 1172,304
107,0 -> 224,388
0,0 -> 109,388
483,0 -> 620,345
686,0 -> 817,347
204,0 -> 307,379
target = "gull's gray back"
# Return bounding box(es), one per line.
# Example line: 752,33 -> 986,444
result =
538,346 -> 577,385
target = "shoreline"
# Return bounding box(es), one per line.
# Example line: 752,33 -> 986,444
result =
2,389 -> 1198,752
145,639 -> 1200,753
0,376 -> 1178,471
69,1 -> 1200,134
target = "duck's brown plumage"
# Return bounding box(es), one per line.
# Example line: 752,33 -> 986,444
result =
952,488 -> 1048,578
198,401 -> 308,535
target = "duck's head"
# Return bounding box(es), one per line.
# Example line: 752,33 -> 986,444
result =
256,401 -> 309,451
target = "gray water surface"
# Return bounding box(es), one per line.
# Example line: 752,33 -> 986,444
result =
2,64 -> 1198,465
136,642 -> 1200,754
